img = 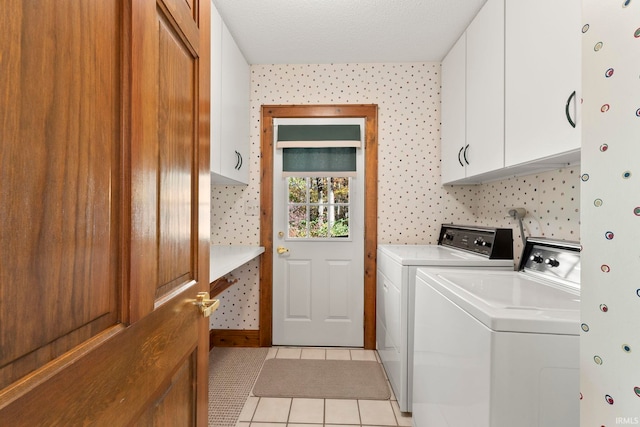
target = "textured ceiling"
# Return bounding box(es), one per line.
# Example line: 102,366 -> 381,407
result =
212,0 -> 487,64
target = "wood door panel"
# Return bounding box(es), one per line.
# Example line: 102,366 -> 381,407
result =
130,1 -> 201,318
0,284 -> 200,426
0,315 -> 117,391
159,0 -> 200,51
138,352 -> 196,426
183,0 -> 195,19
157,12 -> 197,297
0,0 -> 120,388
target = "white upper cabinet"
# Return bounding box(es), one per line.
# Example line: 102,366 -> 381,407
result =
464,0 -> 505,178
440,33 -> 467,184
504,0 -> 581,167
211,4 -> 250,185
441,0 -> 504,185
440,0 -> 581,185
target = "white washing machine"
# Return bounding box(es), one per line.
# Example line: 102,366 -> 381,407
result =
413,238 -> 581,427
376,225 -> 514,413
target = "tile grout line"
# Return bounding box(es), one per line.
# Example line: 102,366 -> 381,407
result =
391,399 -> 400,426
286,397 -> 293,425
250,397 -> 259,423
323,398 -> 326,425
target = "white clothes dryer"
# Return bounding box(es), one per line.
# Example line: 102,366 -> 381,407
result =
412,238 -> 580,427
376,225 -> 514,412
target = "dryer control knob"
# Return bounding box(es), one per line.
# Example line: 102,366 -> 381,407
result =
529,254 -> 544,264
544,257 -> 560,267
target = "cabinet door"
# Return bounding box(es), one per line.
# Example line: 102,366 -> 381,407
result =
219,23 -> 250,184
210,5 -> 223,175
465,0 -> 505,177
441,33 -> 467,184
504,0 -> 581,167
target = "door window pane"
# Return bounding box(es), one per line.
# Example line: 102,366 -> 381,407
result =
287,177 -> 351,240
288,177 -> 307,203
331,178 -> 349,203
331,206 -> 349,237
309,206 -> 328,238
288,205 -> 308,238
310,177 -> 329,203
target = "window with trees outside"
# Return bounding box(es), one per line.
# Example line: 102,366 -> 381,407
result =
287,177 -> 350,239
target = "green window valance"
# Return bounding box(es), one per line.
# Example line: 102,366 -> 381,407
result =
276,124 -> 362,148
282,147 -> 357,177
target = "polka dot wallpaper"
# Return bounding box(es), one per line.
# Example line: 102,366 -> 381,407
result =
445,166 -> 581,264
209,259 -> 260,329
580,1 -> 640,424
211,62 -> 581,330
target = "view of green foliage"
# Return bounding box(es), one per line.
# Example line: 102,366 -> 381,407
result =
287,177 -> 350,238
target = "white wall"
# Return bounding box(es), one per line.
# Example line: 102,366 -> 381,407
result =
211,62 -> 580,329
580,1 -> 640,424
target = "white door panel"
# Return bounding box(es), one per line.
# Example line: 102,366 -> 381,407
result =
273,118 -> 365,347
285,260 -> 312,319
327,260 -> 350,319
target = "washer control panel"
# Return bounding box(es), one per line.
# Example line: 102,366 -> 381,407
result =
438,225 -> 513,259
521,238 -> 581,288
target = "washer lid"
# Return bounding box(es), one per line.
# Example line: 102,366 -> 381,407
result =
416,268 -> 580,335
377,245 -> 514,267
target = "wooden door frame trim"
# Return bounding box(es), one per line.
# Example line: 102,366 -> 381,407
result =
259,104 -> 378,349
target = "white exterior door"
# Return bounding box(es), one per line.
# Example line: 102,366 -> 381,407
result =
272,118 -> 365,347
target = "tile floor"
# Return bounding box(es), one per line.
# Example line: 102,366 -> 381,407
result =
236,347 -> 412,427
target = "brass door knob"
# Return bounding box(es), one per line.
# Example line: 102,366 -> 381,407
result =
277,246 -> 289,254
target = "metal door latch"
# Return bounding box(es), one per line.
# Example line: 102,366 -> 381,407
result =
192,292 -> 220,317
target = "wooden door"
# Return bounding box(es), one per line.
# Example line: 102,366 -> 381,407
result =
0,0 -> 211,425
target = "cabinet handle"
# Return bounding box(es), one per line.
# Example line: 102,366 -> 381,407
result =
463,144 -> 469,165
234,151 -> 241,170
237,152 -> 243,170
458,146 -> 464,167
565,91 -> 576,128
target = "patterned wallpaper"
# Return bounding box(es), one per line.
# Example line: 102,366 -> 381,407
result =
445,165 -> 581,264
210,62 -> 581,330
580,1 -> 640,424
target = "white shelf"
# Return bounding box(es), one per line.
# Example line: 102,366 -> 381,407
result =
210,245 -> 265,281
